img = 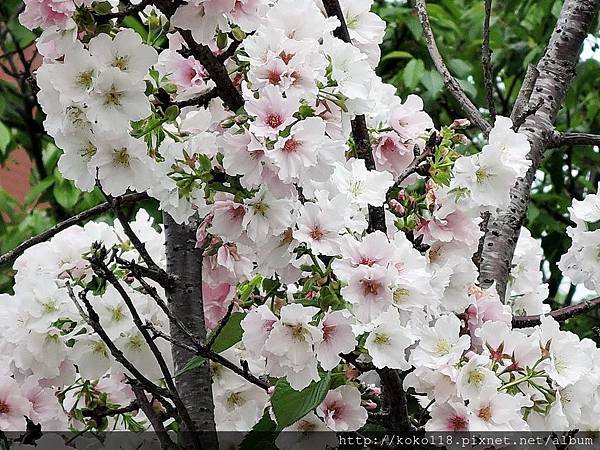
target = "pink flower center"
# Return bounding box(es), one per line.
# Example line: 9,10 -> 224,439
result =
358,256 -> 376,267
268,71 -> 282,85
0,401 -> 9,415
448,415 -> 468,431
229,205 -> 245,220
326,402 -> 344,420
309,226 -> 325,241
280,52 -> 294,64
322,323 -> 335,342
361,279 -> 382,296
381,137 -> 397,153
283,138 -> 301,153
265,113 -> 284,129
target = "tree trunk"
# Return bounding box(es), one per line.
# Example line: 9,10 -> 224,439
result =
479,0 -> 600,299
163,213 -> 217,445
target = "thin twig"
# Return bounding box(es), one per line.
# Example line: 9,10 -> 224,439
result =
391,132 -> 439,190
116,256 -> 196,343
512,296 -> 600,328
414,0 -> 491,135
66,282 -> 172,401
81,401 -> 139,421
149,324 -> 269,391
130,382 -> 180,450
0,193 -> 148,268
550,131 -> 600,148
482,0 -> 496,121
88,253 -> 201,446
510,64 -> 539,128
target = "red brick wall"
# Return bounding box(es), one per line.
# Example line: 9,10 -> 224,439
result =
0,149 -> 32,203
0,46 -> 39,205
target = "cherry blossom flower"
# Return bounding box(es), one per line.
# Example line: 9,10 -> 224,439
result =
316,385 -> 367,431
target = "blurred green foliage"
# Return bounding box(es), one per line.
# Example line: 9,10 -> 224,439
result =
0,0 -> 598,338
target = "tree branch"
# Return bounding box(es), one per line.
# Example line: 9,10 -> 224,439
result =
482,0 -> 496,121
66,282 -> 172,401
550,131 -> 600,147
390,132 -> 439,190
163,213 -> 218,440
88,250 -> 201,449
512,296 -> 600,327
176,30 -> 244,111
0,193 -> 148,268
321,0 -> 386,233
479,0 -> 600,300
510,64 -> 539,128
130,382 -> 180,450
414,0 -> 492,135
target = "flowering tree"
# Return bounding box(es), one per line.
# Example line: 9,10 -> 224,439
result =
1,0 -> 600,447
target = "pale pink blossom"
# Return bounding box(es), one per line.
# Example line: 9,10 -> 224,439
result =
316,311 -> 357,370
425,401 -> 471,432
241,304 -> 278,356
245,85 -> 299,137
0,377 -> 31,430
203,283 -> 234,331
372,132 -> 414,177
389,94 -> 434,142
316,385 -> 367,431
341,265 -> 394,323
20,0 -> 75,30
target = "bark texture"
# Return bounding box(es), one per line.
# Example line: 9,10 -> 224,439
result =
163,213 -> 217,440
479,0 -> 600,299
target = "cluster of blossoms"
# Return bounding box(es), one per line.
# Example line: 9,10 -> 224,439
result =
6,0 -> 600,439
559,188 -> 600,291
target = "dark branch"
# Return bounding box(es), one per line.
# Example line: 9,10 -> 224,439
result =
510,64 -> 538,128
0,193 -> 148,268
513,296 -> 600,327
177,30 -> 244,111
391,132 -> 439,190
482,0 -> 496,121
550,131 -> 600,148
130,382 -> 180,450
66,282 -> 172,401
414,0 -> 492,135
88,252 -> 201,447
322,0 -> 411,432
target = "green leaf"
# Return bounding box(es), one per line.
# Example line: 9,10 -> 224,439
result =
420,70 -> 444,95
381,50 -> 413,62
238,275 -> 263,302
271,372 -> 332,430
176,312 -> 246,378
53,177 -> 81,209
457,79 -> 477,98
175,355 -> 206,377
448,59 -> 472,78
402,59 -> 425,90
0,122 -> 10,153
24,178 -> 54,206
209,311 -> 246,353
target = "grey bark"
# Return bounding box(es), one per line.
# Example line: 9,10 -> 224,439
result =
479,0 -> 600,300
163,213 -> 217,445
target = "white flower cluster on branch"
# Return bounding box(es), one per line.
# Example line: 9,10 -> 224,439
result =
1,0 -> 599,440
